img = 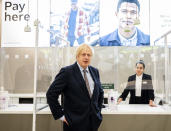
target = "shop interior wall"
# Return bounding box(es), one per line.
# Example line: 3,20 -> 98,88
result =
0,47 -> 169,100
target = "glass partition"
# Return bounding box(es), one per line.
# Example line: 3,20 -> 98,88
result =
0,48 -> 35,94
115,47 -> 165,104
34,46 -> 168,107
168,48 -> 171,104
92,47 -> 166,105
35,47 -> 63,131
152,29 -> 171,106
0,48 -> 34,131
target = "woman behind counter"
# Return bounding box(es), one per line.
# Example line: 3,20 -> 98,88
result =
117,60 -> 156,106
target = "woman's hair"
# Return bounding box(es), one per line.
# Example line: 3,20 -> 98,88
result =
136,60 -> 145,69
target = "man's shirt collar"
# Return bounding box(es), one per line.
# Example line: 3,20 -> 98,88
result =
118,28 -> 137,46
77,62 -> 89,72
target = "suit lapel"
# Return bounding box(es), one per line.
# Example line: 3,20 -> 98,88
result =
142,73 -> 146,80
89,66 -> 97,98
72,62 -> 91,99
142,73 -> 146,89
132,74 -> 136,89
133,74 -> 136,81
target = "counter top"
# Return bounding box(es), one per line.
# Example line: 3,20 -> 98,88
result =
9,93 -> 46,98
1,104 -> 171,115
0,104 -> 47,114
102,104 -> 171,115
0,104 -> 34,114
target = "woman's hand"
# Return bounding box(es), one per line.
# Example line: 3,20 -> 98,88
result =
149,100 -> 157,107
117,98 -> 123,105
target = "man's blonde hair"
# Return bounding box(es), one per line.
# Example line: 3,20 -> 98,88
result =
76,44 -> 94,58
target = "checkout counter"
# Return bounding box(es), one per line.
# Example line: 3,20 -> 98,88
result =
1,102 -> 171,131
0,47 -> 171,131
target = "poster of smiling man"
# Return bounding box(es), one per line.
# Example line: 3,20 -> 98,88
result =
99,0 -> 150,46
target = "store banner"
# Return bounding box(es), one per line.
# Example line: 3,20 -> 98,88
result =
150,0 -> 171,45
1,0 -> 50,47
1,0 -> 33,47
49,0 -> 100,47
1,0 -> 171,47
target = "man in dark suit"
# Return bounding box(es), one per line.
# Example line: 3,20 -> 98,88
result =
46,44 -> 104,131
117,60 -> 155,106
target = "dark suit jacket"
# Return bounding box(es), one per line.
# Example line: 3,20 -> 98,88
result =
46,62 -> 104,130
119,73 -> 154,104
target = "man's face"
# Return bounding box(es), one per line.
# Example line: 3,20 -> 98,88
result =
135,64 -> 144,76
116,2 -> 139,32
77,49 -> 92,69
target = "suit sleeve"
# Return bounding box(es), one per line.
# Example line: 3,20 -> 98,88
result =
46,68 -> 67,120
119,77 -> 131,101
97,69 -> 104,110
148,75 -> 155,101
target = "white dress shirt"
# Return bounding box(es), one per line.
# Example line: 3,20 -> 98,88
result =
135,74 -> 142,96
118,28 -> 137,46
